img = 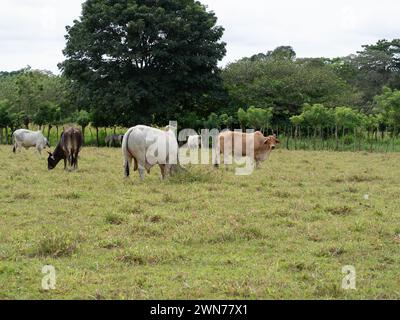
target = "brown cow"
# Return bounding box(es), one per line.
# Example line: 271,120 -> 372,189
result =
214,131 -> 280,168
47,128 -> 83,170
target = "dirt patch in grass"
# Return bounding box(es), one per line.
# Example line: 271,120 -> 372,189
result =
105,213 -> 126,225
13,192 -> 33,200
315,246 -> 346,258
326,206 -> 354,216
348,174 -> 382,182
116,247 -> 185,266
55,191 -> 82,200
98,238 -> 124,249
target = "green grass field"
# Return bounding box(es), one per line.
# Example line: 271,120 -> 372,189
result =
0,145 -> 399,299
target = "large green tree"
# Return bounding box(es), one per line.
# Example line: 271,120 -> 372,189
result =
60,0 -> 226,127
353,39 -> 400,102
222,50 -> 358,124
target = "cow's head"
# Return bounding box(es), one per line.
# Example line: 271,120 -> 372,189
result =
265,134 -> 280,151
47,151 -> 58,170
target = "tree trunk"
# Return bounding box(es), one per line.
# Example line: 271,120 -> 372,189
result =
342,127 -> 345,151
285,125 -> 290,150
82,126 -> 86,144
89,127 -> 93,145
47,125 -> 52,141
96,127 -> 99,147
369,130 -> 373,153
353,127 -> 357,152
0,127 -> 3,144
320,126 -> 323,150
313,127 -> 317,150
385,129 -> 390,153
392,127 -> 397,152
5,127 -> 9,145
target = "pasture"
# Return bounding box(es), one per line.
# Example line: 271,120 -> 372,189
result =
0,145 -> 399,299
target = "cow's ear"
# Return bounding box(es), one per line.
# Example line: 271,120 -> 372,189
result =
264,137 -> 270,145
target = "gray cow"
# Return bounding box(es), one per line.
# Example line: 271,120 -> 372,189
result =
105,134 -> 123,147
12,129 -> 50,154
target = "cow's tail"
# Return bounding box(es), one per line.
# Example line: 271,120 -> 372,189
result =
122,128 -> 138,177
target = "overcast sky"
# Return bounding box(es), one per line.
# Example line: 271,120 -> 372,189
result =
1,0 -> 399,73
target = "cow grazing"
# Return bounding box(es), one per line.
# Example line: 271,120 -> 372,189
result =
214,131 -> 280,168
187,135 -> 201,150
122,125 -> 181,180
12,129 -> 50,154
47,128 -> 83,171
105,134 -> 123,147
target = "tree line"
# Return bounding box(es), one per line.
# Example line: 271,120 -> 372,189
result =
0,0 -> 399,151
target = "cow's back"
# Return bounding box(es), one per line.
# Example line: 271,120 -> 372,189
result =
62,128 -> 83,154
125,125 -> 178,166
219,131 -> 252,157
219,131 -> 267,158
13,129 -> 42,147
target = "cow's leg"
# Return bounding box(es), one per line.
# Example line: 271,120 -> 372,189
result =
212,148 -> 221,168
145,163 -> 151,174
64,158 -> 67,170
213,154 -> 220,168
212,142 -> 220,168
73,152 -> 78,170
159,164 -> 166,180
164,165 -> 171,179
138,165 -> 145,181
224,151 -> 233,171
16,143 -> 22,153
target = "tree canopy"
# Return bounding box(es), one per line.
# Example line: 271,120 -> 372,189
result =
60,0 -> 226,127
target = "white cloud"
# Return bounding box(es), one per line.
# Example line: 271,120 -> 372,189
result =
202,0 -> 400,63
0,0 -> 399,73
0,0 -> 83,73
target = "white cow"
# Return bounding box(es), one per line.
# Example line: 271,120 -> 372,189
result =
122,125 -> 181,180
187,135 -> 201,150
12,129 -> 50,154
